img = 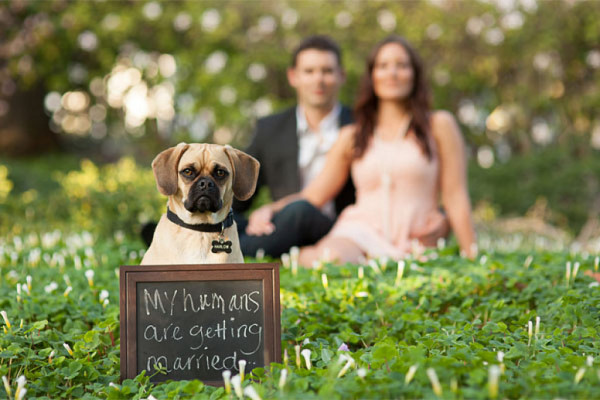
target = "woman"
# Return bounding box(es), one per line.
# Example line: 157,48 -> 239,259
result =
262,35 -> 476,265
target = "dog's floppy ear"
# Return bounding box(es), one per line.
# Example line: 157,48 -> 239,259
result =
152,142 -> 190,196
224,146 -> 260,201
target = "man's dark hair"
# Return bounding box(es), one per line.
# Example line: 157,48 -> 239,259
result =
290,35 -> 342,68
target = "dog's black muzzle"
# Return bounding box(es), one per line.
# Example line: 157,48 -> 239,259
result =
184,177 -> 223,213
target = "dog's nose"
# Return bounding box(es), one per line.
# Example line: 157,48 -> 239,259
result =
197,177 -> 215,190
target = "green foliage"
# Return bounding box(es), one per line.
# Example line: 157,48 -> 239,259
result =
0,156 -> 163,238
469,144 -> 600,232
3,1 -> 600,231
0,157 -> 599,399
1,227 -> 600,398
2,0 -> 600,153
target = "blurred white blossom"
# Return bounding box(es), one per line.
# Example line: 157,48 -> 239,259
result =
201,9 -> 221,32
281,8 -> 298,29
533,52 -> 552,71
78,31 -> 98,52
247,63 -> 267,82
531,118 -> 553,145
102,14 -> 121,30
44,92 -> 62,113
501,10 -> 525,30
477,146 -> 495,169
257,15 -> 277,34
485,28 -> 505,46
173,12 -> 192,32
158,54 -> 176,78
590,123 -> 600,149
458,100 -> 479,126
205,51 -> 228,74
335,11 -> 353,28
520,0 -> 538,13
44,282 -> 58,293
494,0 -> 517,14
586,50 -> 600,69
426,23 -> 443,40
377,10 -> 396,32
466,17 -> 485,36
142,2 -> 162,20
253,98 -> 272,117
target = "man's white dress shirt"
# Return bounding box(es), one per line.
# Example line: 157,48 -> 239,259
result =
296,103 -> 342,218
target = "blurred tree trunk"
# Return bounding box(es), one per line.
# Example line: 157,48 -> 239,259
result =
0,85 -> 60,157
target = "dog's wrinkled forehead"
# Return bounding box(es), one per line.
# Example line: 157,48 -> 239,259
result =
177,144 -> 232,175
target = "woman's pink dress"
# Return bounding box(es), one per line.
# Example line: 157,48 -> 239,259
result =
327,133 -> 446,258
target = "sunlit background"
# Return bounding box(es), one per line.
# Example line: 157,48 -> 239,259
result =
1,0 -> 600,244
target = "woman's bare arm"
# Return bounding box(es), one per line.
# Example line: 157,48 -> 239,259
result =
301,124 -> 355,208
431,111 -> 477,258
246,125 -> 355,235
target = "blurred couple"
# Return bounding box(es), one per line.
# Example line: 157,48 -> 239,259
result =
234,34 -> 477,265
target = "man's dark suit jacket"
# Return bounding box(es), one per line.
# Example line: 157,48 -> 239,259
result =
234,106 -> 355,216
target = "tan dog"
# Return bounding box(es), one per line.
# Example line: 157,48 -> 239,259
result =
141,143 -> 259,265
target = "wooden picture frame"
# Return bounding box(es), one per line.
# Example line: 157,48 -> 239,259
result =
119,263 -> 281,385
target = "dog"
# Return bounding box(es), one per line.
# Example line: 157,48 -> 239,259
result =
141,142 -> 259,265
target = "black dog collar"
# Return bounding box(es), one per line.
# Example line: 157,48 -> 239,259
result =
166,208 -> 234,233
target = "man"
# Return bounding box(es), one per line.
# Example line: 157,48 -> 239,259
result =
234,35 -> 355,258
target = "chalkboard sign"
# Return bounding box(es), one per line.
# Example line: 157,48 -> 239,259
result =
119,264 -> 280,385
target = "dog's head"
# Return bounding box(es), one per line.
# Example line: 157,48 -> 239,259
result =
152,143 -> 259,217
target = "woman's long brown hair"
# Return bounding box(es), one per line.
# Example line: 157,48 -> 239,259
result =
353,35 -> 433,160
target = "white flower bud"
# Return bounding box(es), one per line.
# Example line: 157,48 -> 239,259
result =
281,253 -> 290,268
230,374 -> 243,398
99,290 -> 109,302
243,385 -> 262,400
238,359 -> 246,381
497,351 -> 504,363
488,365 -> 501,398
85,269 -> 94,286
395,260 -> 405,287
278,369 -> 287,389
337,356 -> 355,378
63,342 -> 74,356
321,273 -> 328,290
295,345 -> 301,368
368,259 -> 381,274
405,364 -> 418,384
426,368 -> 442,396
222,370 -> 231,394
0,311 -> 10,329
301,349 -> 312,370
2,376 -> 11,398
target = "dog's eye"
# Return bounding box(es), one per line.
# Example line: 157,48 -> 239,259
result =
216,169 -> 226,178
181,168 -> 194,177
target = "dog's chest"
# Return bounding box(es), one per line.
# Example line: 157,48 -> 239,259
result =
141,216 -> 243,264
178,238 -> 231,263
170,232 -> 237,263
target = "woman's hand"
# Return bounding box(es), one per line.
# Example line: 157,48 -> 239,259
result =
246,205 -> 275,236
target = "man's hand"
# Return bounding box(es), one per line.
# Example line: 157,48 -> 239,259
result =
246,205 -> 276,236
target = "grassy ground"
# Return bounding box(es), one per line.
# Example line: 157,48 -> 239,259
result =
0,156 -> 599,398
